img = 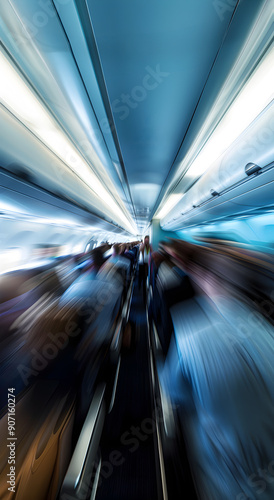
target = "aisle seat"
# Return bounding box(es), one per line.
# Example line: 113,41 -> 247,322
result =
0,381 -> 75,500
160,295 -> 274,500
151,262 -> 195,355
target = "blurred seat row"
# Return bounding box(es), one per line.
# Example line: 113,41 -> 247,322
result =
148,241 -> 274,500
0,243 -> 139,500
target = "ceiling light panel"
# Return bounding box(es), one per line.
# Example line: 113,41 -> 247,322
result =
0,49 -> 136,234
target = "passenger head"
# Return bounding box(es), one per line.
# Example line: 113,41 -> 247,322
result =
158,240 -> 171,255
91,248 -> 104,273
144,235 -> 150,246
112,243 -> 120,256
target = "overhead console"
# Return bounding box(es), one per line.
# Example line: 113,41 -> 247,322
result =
157,0 -> 273,231
161,159 -> 274,231
160,43 -> 274,230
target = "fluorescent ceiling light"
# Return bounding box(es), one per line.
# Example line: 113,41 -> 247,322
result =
0,199 -> 28,215
0,208 -> 102,233
185,47 -> 274,180
154,194 -> 183,219
0,248 -> 22,274
0,50 -> 136,234
158,47 -> 274,222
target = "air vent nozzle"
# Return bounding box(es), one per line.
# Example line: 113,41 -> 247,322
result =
245,163 -> 262,176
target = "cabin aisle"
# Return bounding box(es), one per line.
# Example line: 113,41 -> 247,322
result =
95,272 -> 161,500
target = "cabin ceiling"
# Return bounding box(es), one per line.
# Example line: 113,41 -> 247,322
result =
85,0 -> 234,217
0,0 -> 267,234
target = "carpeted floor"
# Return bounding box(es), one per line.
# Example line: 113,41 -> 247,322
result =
95,274 -> 161,500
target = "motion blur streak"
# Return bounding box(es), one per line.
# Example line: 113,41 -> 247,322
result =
0,1 -> 274,500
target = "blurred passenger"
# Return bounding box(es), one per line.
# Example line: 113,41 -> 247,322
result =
149,241 -> 168,291
87,247 -> 105,278
151,256 -> 195,354
74,246 -> 106,277
123,244 -> 135,273
130,243 -> 139,259
139,235 -> 153,302
109,244 -> 130,274
99,243 -> 130,293
162,289 -> 274,500
58,271 -> 123,429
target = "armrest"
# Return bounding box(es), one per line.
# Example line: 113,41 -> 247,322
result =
59,383 -> 106,500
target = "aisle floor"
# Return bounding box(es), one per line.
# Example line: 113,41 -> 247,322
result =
95,274 -> 161,500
